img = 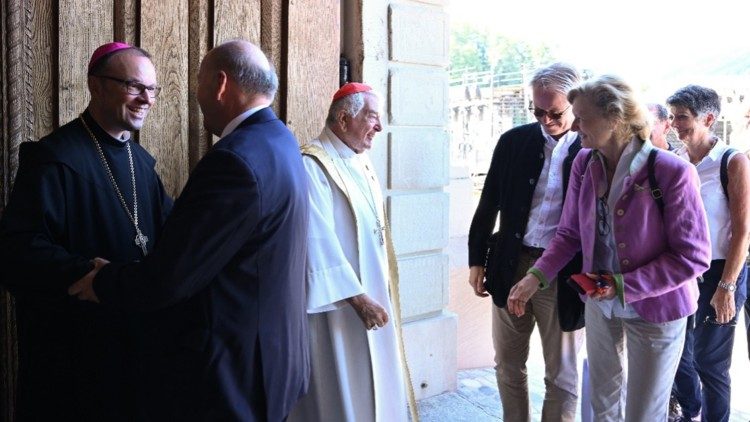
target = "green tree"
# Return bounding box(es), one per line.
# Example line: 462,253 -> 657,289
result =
450,24 -> 556,78
450,24 -> 490,72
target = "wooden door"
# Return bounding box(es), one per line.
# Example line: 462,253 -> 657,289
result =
0,1 -> 339,419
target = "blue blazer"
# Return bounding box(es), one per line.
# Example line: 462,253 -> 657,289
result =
95,107 -> 310,421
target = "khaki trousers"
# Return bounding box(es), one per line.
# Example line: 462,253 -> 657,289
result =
492,249 -> 585,422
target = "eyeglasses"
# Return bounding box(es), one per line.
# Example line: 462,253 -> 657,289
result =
596,196 -> 610,236
94,75 -> 162,98
702,315 -> 737,327
529,104 -> 571,120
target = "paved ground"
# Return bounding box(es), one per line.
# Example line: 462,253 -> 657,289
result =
419,366 -> 750,421
419,313 -> 750,421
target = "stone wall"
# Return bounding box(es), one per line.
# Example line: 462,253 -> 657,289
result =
342,0 -> 456,399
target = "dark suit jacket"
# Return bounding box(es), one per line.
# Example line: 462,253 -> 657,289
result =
468,122 -> 584,330
94,107 -> 310,421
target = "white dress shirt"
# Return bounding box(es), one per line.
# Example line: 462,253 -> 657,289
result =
220,104 -> 270,138
523,128 -> 579,249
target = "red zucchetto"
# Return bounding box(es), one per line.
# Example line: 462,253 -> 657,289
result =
332,82 -> 372,102
88,42 -> 132,73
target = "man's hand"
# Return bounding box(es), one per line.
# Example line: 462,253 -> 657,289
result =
68,257 -> 110,303
346,293 -> 389,331
710,287 -> 736,324
469,266 -> 489,297
507,274 -> 540,317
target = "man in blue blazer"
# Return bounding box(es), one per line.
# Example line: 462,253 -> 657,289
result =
69,39 -> 310,421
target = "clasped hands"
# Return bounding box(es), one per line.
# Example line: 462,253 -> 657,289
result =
347,293 -> 389,331
67,257 -> 110,303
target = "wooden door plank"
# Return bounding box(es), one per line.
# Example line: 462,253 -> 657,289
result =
213,0 -> 261,46
140,0 -> 190,196
58,0 -> 113,126
286,0 -> 340,143
188,0 -> 212,167
260,0 -> 284,118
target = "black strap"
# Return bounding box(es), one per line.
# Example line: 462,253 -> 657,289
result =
720,148 -> 736,201
647,149 -> 665,216
586,148 -> 664,215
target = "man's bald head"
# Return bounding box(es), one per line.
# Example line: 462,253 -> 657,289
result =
201,40 -> 278,100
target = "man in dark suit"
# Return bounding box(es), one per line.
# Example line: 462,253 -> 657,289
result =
69,39 -> 310,421
467,63 -> 585,422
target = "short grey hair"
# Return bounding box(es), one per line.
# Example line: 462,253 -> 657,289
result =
530,62 -> 581,96
666,85 -> 721,123
209,41 -> 278,98
326,92 -> 367,125
647,103 -> 669,122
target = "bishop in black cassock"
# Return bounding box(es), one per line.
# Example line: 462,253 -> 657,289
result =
0,43 -> 171,421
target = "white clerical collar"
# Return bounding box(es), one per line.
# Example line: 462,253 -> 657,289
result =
322,127 -> 358,159
221,104 -> 269,138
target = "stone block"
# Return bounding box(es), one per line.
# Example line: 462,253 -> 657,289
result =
389,66 -> 448,127
369,131 -> 389,191
388,129 -> 449,189
388,192 -> 449,254
403,312 -> 458,400
448,165 -> 474,238
397,253 -> 449,319
389,3 -> 448,66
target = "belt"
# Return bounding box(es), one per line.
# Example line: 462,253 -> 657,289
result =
520,245 -> 545,259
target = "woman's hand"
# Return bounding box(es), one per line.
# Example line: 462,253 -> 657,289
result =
587,272 -> 616,301
710,287 -> 736,324
507,274 -> 540,317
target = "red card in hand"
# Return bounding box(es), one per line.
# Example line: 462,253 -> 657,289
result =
567,273 -> 600,295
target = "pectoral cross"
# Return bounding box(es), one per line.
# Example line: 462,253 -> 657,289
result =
373,217 -> 386,246
135,230 -> 149,256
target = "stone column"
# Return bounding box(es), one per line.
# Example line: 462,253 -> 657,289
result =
342,0 -> 457,399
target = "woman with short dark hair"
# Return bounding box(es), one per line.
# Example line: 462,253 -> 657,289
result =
668,84 -> 750,422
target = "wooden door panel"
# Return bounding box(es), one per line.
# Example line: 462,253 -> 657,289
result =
286,0 -> 340,144
0,2 -> 341,420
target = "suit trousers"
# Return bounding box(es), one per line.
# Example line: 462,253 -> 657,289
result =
586,300 -> 686,422
492,248 -> 584,422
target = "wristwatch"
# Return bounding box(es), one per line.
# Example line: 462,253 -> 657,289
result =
718,281 -> 736,292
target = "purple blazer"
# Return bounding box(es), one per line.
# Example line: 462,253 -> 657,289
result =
532,143 -> 711,323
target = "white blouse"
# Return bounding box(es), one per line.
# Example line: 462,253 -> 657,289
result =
676,139 -> 739,260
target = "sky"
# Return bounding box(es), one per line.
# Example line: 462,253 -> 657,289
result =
447,0 -> 750,103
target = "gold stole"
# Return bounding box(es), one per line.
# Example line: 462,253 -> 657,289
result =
300,143 -> 420,422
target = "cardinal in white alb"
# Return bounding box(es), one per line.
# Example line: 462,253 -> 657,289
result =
288,83 -> 417,422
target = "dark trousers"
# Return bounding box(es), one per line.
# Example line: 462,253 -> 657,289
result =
672,316 -> 701,418
673,260 -> 747,422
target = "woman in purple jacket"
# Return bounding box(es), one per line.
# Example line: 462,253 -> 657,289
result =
507,75 -> 711,421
